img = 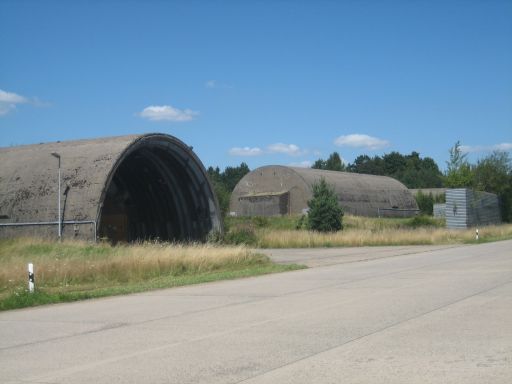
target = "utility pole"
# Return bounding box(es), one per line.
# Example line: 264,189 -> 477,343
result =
51,152 -> 61,241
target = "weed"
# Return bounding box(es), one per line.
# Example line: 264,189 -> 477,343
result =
224,225 -> 258,245
252,216 -> 270,228
295,215 -> 307,230
406,215 -> 444,228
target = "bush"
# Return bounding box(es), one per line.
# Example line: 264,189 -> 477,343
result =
206,230 -> 224,244
224,225 -> 257,245
252,216 -> 270,228
307,178 -> 343,232
295,215 -> 307,230
406,215 -> 444,228
415,191 -> 434,215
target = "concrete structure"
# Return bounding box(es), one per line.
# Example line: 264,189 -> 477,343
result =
0,133 -> 222,242
230,166 -> 418,217
445,188 -> 501,229
433,203 -> 446,218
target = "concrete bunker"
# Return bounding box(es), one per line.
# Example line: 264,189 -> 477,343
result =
230,166 -> 419,217
0,133 -> 222,242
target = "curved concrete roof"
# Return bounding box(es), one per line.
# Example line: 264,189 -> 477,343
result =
230,165 -> 418,217
0,133 -> 221,241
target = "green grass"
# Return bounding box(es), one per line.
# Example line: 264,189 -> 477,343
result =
0,264 -> 302,311
224,215 -> 301,231
225,214 -> 445,233
0,238 -> 304,311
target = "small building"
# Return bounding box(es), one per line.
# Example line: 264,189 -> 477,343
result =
230,166 -> 418,217
0,133 -> 222,242
445,188 -> 501,228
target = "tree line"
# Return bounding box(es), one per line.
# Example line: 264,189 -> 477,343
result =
444,142 -> 512,221
208,142 -> 512,221
207,163 -> 250,217
312,151 -> 444,188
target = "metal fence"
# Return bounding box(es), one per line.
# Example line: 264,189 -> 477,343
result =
0,220 -> 97,241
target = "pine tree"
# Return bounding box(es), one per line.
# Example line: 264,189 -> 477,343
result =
307,178 -> 343,232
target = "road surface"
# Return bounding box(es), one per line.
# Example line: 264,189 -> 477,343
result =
1,240 -> 511,383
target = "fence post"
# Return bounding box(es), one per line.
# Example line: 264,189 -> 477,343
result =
28,263 -> 35,293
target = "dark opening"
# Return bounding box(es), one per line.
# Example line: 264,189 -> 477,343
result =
99,144 -> 214,243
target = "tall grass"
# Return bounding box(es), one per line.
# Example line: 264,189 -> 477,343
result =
343,215 -> 445,230
226,214 -> 445,233
225,214 -> 511,248
0,238 -> 302,309
256,224 -> 512,248
224,215 -> 300,231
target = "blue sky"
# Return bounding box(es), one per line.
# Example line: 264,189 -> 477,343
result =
1,0 -> 511,171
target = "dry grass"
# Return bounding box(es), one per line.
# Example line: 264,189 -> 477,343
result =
226,214 -> 512,248
0,238 -> 270,294
342,214 -> 444,230
256,224 -> 512,248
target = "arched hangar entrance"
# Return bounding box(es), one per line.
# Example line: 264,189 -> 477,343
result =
0,133 -> 221,243
98,135 -> 221,243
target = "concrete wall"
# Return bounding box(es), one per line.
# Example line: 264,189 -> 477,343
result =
236,192 -> 290,217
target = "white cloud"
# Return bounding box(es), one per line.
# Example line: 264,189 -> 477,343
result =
288,160 -> 313,168
0,89 -> 28,104
138,105 -> 198,122
496,143 -> 512,151
205,80 -> 233,89
229,142 -> 307,157
460,143 -> 512,153
229,147 -> 263,156
0,89 -> 29,116
0,103 -> 15,116
334,134 -> 390,150
205,80 -> 217,88
459,145 -> 474,153
267,143 -> 304,156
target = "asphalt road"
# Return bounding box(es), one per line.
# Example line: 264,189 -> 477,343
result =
1,240 -> 511,383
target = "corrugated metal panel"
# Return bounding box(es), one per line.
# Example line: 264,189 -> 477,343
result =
466,190 -> 501,227
445,189 -> 501,229
446,189 -> 468,229
433,203 -> 446,218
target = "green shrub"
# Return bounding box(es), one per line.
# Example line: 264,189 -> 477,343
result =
414,191 -> 446,216
307,178 -> 343,232
252,216 -> 270,228
406,215 -> 444,228
415,191 -> 434,215
295,215 -> 307,230
206,230 -> 224,244
224,225 -> 257,245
